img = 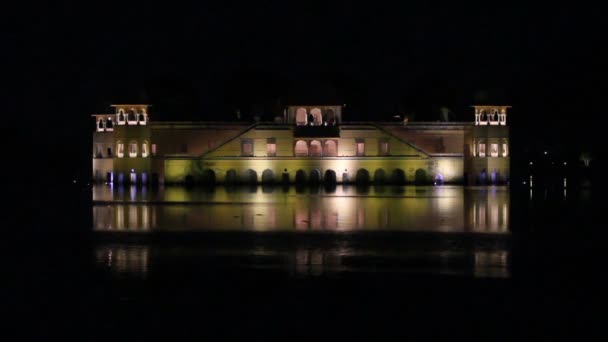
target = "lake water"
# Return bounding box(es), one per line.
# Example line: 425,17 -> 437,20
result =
14,183 -> 600,339
92,185 -> 509,233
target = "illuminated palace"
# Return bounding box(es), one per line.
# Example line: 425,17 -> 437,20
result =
92,104 -> 510,185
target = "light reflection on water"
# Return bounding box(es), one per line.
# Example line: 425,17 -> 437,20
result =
92,185 -> 509,233
94,244 -> 509,278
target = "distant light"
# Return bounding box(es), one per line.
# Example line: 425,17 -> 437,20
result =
529,162 -> 533,165
73,180 -> 77,183
522,181 -> 527,185
563,162 -> 567,165
544,151 -> 548,155
131,169 -> 135,172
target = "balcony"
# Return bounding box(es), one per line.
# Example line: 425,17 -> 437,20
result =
294,125 -> 340,138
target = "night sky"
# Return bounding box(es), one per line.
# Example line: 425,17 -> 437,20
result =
12,2 -> 605,182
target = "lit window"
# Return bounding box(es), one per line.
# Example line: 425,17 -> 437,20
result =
295,108 -> 307,126
478,143 -> 486,157
490,144 -> 498,157
141,142 -> 148,158
242,140 -> 253,156
267,138 -> 276,157
502,143 -> 508,157
129,141 -> 138,157
117,142 -> 124,158
295,140 -> 308,156
356,139 -> 365,156
151,144 -> 157,156
379,140 -> 389,156
324,140 -> 337,157
310,140 -> 322,157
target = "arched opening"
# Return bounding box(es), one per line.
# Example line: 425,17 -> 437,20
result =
118,110 -> 125,122
116,141 -> 124,158
479,110 -> 487,122
225,169 -> 238,184
323,108 -> 336,125
295,140 -> 308,157
434,174 -> 444,185
138,112 -> 145,122
244,169 -> 258,184
141,141 -> 149,158
391,169 -> 406,185
324,140 -> 337,156
310,108 -> 322,125
129,140 -> 138,157
490,169 -> 498,184
310,169 -> 321,184
105,118 -> 113,129
202,169 -> 216,185
295,170 -> 307,184
324,170 -> 337,184
295,108 -> 308,126
415,169 -> 428,184
97,119 -> 104,130
309,140 -> 322,157
355,169 -> 371,184
373,169 -> 387,184
262,169 -> 275,184
128,110 -> 137,122
185,175 -> 195,186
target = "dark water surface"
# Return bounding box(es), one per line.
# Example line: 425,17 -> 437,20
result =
10,184 -> 601,339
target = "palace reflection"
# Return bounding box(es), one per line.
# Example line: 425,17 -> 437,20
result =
92,185 -> 509,233
94,243 -> 509,278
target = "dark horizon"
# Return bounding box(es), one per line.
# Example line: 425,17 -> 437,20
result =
12,2 -> 604,183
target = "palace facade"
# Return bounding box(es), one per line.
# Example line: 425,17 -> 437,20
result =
92,104 -> 510,185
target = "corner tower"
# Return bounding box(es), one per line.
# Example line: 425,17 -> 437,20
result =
92,104 -> 153,184
467,105 -> 510,184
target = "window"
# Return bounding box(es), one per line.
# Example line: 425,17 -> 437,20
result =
295,140 -> 308,156
490,143 -> 498,157
310,140 -> 322,157
324,140 -> 337,157
180,143 -> 188,153
241,140 -> 253,156
95,144 -> 103,158
117,142 -> 125,158
141,142 -> 148,158
266,138 -> 276,157
310,108 -> 322,126
502,143 -> 508,157
478,143 -> 486,157
117,110 -> 126,125
129,141 -> 138,157
295,108 -> 307,126
356,138 -> 365,156
151,144 -> 157,156
379,140 -> 389,156
107,147 -> 113,157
